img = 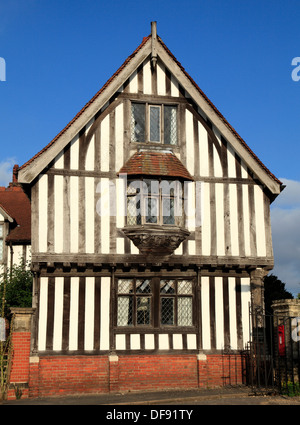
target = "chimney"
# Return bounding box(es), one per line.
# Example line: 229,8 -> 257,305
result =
13,164 -> 19,183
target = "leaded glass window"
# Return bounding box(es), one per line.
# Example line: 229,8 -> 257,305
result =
131,102 -> 177,145
164,105 -> 177,145
177,280 -> 193,326
160,279 -> 193,327
126,181 -> 141,226
116,278 -> 194,329
149,105 -> 161,142
126,179 -> 183,226
117,279 -> 152,326
131,103 -> 145,142
144,197 -> 158,224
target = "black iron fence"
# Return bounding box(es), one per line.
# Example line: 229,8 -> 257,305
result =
245,308 -> 300,395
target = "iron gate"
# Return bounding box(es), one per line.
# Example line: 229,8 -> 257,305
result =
246,308 -> 300,395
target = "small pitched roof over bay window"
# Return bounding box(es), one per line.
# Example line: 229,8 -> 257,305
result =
118,150 -> 193,181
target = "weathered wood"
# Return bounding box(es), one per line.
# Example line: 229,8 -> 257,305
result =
25,32 -> 280,359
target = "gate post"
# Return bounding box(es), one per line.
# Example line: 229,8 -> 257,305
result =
250,268 -> 267,313
272,299 -> 300,390
250,268 -> 268,328
272,300 -> 300,319
8,307 -> 35,399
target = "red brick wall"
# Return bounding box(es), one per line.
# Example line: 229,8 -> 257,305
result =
7,332 -> 31,399
198,354 -> 244,388
117,355 -> 198,392
10,332 -> 31,382
29,356 -> 109,398
7,330 -> 246,399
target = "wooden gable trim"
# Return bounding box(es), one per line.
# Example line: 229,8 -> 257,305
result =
18,38 -> 152,184
0,205 -> 14,223
156,40 -> 282,196
18,27 -> 281,196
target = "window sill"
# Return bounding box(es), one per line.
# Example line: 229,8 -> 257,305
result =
114,326 -> 196,333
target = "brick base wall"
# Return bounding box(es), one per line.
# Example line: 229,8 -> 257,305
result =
28,356 -> 110,398
8,352 -> 245,399
7,326 -> 246,399
117,355 -> 198,392
198,354 -> 244,388
7,332 -> 31,400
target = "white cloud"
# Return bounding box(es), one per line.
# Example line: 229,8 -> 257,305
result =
0,158 -> 17,186
273,178 -> 300,209
271,178 -> 300,297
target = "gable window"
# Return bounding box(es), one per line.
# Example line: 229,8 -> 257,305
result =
126,178 -> 183,227
131,102 -> 177,145
116,278 -> 194,328
0,224 -> 3,262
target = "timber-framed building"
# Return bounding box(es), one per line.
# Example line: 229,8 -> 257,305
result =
11,22 -> 283,396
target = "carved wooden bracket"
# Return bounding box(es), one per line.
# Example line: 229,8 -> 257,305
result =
122,225 -> 190,256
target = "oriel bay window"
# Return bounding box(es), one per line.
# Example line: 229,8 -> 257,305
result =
131,102 -> 177,145
116,278 -> 194,328
126,178 -> 183,226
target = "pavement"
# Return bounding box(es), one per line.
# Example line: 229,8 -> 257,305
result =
2,386 -> 300,406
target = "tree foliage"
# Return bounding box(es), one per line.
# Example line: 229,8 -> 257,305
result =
264,274 -> 293,314
0,262 -> 33,318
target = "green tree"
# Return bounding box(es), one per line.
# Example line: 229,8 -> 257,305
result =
264,274 -> 293,314
0,261 -> 33,318
0,261 -> 32,400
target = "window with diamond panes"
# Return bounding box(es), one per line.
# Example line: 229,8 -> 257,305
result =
126,181 -> 141,226
126,179 -> 183,227
150,105 -> 161,142
160,279 -> 193,326
117,279 -> 152,326
164,105 -> 177,145
131,102 -> 177,145
131,103 -> 145,142
116,278 -> 194,329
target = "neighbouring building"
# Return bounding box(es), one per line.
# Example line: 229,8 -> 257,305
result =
8,22 -> 283,398
0,167 -> 31,273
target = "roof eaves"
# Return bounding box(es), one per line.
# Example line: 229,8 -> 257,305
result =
19,35 -> 151,173
157,37 -> 282,187
0,204 -> 14,222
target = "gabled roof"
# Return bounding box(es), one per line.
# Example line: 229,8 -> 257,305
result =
17,23 -> 282,196
118,150 -> 194,181
0,185 -> 31,244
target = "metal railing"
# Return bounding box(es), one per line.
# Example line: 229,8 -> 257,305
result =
246,308 -> 300,396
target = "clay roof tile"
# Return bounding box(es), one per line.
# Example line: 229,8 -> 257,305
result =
118,151 -> 193,181
0,185 -> 31,244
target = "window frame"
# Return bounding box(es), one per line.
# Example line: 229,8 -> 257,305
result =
116,278 -> 153,327
126,178 -> 184,227
131,101 -> 178,145
160,279 -> 194,327
115,277 -> 196,330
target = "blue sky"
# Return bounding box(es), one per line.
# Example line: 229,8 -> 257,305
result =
0,0 -> 299,295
